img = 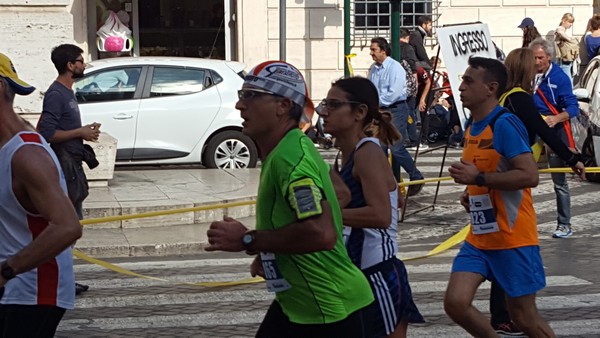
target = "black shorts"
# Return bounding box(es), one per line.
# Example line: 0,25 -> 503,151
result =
363,258 -> 425,337
256,300 -> 376,338
0,304 -> 66,338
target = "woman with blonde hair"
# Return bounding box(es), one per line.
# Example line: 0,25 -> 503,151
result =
555,13 -> 578,80
488,47 -> 585,336
320,77 -> 424,338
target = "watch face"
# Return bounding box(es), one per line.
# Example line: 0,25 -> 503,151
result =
242,233 -> 253,246
1,264 -> 14,280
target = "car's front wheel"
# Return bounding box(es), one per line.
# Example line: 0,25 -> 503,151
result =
203,130 -> 258,169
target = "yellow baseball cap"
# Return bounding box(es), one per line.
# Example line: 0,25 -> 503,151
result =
0,52 -> 35,95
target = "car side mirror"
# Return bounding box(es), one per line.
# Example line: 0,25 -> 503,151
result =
574,88 -> 590,102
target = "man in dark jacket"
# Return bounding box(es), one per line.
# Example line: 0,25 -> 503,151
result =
37,44 -> 101,295
400,28 -> 418,74
410,16 -> 433,70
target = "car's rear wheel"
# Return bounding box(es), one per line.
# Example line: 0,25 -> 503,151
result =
203,130 -> 258,169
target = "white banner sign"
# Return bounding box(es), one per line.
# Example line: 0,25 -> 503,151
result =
437,23 -> 497,129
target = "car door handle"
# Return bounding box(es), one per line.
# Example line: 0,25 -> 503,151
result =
113,114 -> 134,120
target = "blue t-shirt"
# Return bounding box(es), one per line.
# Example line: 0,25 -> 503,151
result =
470,106 -> 532,160
586,35 -> 600,60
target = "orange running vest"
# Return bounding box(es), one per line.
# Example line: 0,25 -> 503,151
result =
463,118 -> 539,250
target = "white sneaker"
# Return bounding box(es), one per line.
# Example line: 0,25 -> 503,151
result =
552,225 -> 573,238
408,143 -> 428,151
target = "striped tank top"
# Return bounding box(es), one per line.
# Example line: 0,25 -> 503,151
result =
336,137 -> 398,270
0,132 -> 76,309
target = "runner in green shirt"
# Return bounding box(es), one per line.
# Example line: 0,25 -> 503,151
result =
206,61 -> 375,338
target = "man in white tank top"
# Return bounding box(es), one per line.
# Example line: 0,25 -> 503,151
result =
0,52 -> 82,337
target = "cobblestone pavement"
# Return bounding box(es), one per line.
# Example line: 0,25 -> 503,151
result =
57,147 -> 600,337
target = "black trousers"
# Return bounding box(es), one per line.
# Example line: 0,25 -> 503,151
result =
256,300 -> 376,338
0,304 -> 65,338
490,281 -> 511,325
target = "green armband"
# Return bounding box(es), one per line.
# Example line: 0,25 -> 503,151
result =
288,178 -> 323,220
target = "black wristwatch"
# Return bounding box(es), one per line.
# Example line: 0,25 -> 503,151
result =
242,230 -> 257,250
1,260 -> 16,281
475,172 -> 486,187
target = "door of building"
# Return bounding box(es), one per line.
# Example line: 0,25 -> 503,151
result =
88,0 -> 236,61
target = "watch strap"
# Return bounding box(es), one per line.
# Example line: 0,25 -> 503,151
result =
475,172 -> 485,187
1,260 -> 16,280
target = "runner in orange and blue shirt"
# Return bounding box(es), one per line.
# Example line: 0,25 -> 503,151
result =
444,56 -> 555,338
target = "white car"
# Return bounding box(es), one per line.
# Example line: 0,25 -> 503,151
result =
573,56 -> 600,182
74,57 -> 257,168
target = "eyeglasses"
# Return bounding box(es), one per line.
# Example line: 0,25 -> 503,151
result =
318,99 -> 362,113
237,88 -> 278,100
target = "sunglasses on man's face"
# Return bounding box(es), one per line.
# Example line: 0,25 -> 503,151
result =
237,88 -> 278,100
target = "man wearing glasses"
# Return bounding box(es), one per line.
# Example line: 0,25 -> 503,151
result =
37,44 -> 100,296
206,61 -> 376,337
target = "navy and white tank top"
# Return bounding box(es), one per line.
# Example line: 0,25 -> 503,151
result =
336,137 -> 398,270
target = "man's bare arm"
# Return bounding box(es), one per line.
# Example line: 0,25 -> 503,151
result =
50,123 -> 100,143
482,153 -> 539,190
449,154 -> 538,191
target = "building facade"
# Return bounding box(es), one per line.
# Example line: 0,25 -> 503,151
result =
1,0 -> 595,112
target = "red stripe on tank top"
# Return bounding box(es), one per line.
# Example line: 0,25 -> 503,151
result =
27,215 -> 58,306
19,133 -> 42,144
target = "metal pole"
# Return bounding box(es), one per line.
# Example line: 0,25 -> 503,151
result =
344,0 -> 351,77
390,0 -> 401,60
279,0 -> 286,61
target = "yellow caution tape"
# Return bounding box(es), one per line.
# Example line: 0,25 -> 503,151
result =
539,167 -> 600,174
72,249 -> 168,282
72,249 -> 265,287
73,224 -> 471,286
426,224 -> 470,256
399,176 -> 453,187
398,167 -> 600,188
402,225 -> 469,261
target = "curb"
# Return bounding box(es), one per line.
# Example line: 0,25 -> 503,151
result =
75,242 -> 210,259
82,196 -> 257,230
76,216 -> 258,258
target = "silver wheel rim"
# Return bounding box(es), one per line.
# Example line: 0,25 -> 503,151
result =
213,138 -> 251,168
